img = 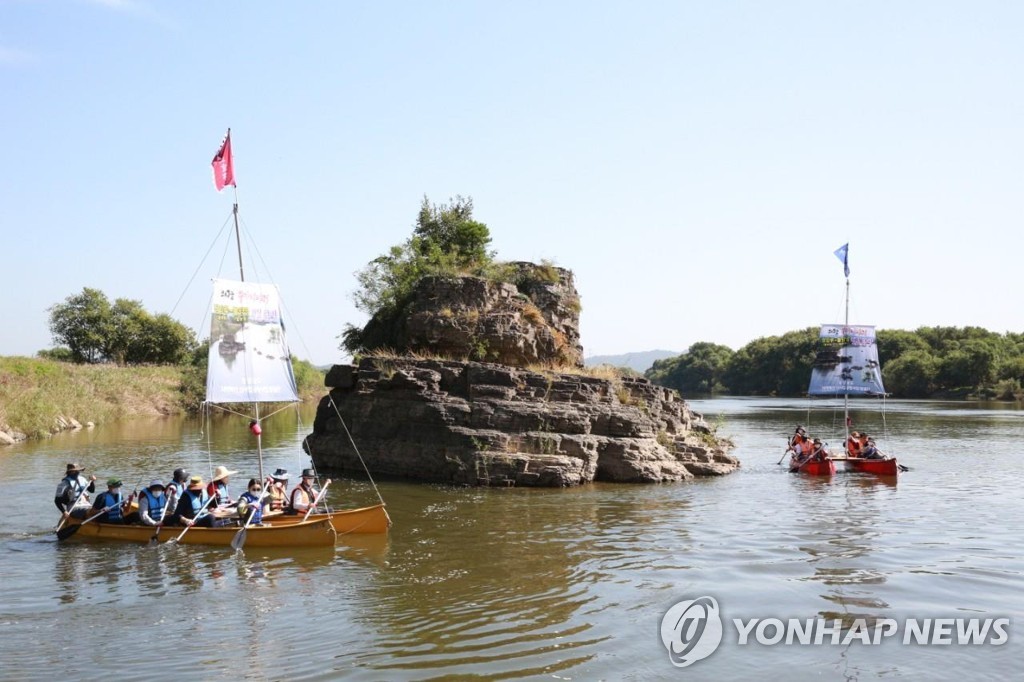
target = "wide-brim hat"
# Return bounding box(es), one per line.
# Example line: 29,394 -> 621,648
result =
66,462 -> 84,473
149,479 -> 165,490
301,468 -> 316,478
271,468 -> 290,481
188,475 -> 205,490
212,465 -> 238,482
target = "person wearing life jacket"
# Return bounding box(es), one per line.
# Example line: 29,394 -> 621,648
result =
236,478 -> 269,526
289,468 -> 331,515
846,431 -> 863,457
206,466 -> 238,508
861,436 -> 885,460
265,468 -> 291,512
788,426 -> 812,463
92,478 -> 128,524
809,438 -> 829,462
137,480 -> 168,526
174,476 -> 214,527
167,468 -> 189,500
54,462 -> 97,520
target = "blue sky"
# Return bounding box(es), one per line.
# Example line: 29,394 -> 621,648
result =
2,1 -> 1021,366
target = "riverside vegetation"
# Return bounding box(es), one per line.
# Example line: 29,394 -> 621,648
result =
0,356 -> 323,442
646,328 -> 1024,401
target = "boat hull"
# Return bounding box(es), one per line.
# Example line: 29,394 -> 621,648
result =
844,457 -> 899,476
61,517 -> 337,547
791,457 -> 837,476
263,504 -> 391,535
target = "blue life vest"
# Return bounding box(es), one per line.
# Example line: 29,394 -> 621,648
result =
140,488 -> 167,522
98,491 -> 124,522
211,481 -> 230,504
183,489 -> 210,518
239,491 -> 263,524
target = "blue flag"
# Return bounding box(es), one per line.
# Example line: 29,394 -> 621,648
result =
834,243 -> 849,277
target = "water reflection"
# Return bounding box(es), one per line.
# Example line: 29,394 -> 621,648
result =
2,400 -> 1022,680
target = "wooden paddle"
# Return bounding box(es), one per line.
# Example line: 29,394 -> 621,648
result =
56,503 -> 117,541
148,488 -> 177,545
170,493 -> 217,545
54,482 -> 91,534
230,489 -> 270,551
778,436 -> 799,465
301,480 -> 332,522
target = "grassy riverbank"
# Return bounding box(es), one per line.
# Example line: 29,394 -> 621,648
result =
0,356 -> 325,439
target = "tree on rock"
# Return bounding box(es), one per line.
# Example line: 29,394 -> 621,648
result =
346,196 -> 494,353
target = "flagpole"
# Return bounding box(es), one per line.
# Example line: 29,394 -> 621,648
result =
232,192 -> 244,283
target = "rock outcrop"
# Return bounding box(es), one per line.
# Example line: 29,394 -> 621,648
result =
304,357 -> 739,487
358,262 -> 584,367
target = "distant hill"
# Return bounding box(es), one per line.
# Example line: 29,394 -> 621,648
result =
584,349 -> 680,373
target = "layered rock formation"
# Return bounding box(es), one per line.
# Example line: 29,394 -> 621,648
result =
358,262 -> 584,367
313,262 -> 738,486
304,357 -> 739,487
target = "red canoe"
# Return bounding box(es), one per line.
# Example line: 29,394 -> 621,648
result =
790,456 -> 837,476
844,457 -> 900,476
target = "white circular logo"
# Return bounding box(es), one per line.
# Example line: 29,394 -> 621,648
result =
660,596 -> 723,668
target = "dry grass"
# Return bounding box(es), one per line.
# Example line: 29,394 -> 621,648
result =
0,357 -> 185,437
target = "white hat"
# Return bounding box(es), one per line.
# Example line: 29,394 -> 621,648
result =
212,465 -> 238,482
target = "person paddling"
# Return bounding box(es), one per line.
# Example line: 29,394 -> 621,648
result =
207,466 -> 238,508
55,463 -> 97,521
290,468 -> 331,515
91,478 -> 129,524
167,468 -> 189,500
137,480 -> 169,526
266,468 -> 291,512
175,476 -> 214,528
237,479 -> 269,526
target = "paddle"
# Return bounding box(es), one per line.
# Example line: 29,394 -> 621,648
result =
778,440 -> 793,465
301,480 -> 332,522
56,503 -> 117,541
230,489 -> 270,551
149,488 -> 177,546
54,480 -> 92,534
170,493 -> 218,545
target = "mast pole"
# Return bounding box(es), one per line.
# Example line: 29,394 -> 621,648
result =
232,188 -> 244,283
230,167 -> 260,480
843,272 -> 850,446
255,403 -> 264,483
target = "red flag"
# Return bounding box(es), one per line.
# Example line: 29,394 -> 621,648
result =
211,129 -> 235,191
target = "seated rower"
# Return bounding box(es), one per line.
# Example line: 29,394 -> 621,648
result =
237,479 -> 270,526
92,478 -> 129,524
137,479 -> 168,526
175,476 -> 214,527
861,438 -> 885,460
809,438 -> 829,462
846,431 -> 862,457
788,426 -> 811,459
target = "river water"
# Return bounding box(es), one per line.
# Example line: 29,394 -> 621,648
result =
0,398 -> 1020,680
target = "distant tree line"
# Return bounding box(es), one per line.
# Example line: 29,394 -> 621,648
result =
645,327 -> 1024,400
41,287 -> 325,408
45,288 -> 198,365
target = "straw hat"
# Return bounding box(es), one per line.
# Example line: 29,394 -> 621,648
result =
212,465 -> 238,482
66,462 -> 84,473
188,475 -> 204,490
